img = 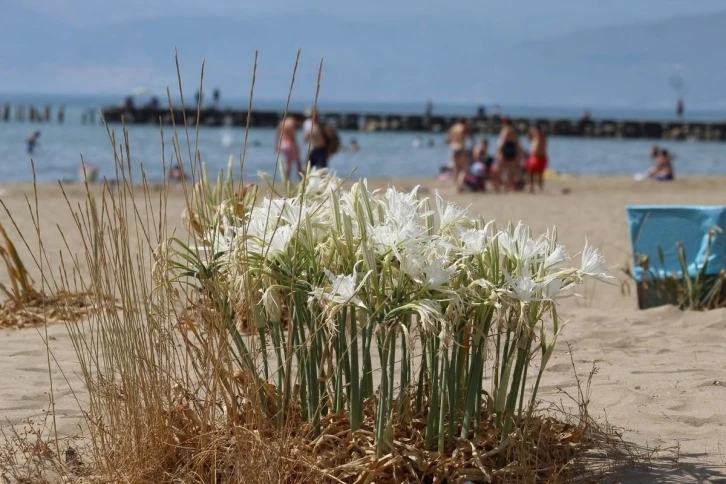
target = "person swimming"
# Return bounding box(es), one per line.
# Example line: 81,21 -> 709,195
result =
26,131 -> 41,154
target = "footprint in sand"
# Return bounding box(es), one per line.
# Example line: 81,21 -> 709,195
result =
546,362 -> 573,373
677,415 -> 719,428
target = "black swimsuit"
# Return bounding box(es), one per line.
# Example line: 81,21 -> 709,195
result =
501,141 -> 517,161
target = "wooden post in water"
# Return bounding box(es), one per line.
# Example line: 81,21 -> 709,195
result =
15,105 -> 25,122
58,105 -> 65,124
0,104 -> 9,122
44,105 -> 52,122
29,106 -> 38,122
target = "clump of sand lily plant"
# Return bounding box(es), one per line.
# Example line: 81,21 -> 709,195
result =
0,161 -> 615,483
156,166 -> 612,479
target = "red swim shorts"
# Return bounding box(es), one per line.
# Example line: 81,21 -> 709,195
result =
526,155 -> 548,174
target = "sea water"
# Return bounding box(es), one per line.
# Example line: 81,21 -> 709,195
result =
0,97 -> 724,182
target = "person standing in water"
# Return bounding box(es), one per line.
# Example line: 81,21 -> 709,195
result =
446,117 -> 472,192
26,131 -> 41,154
525,125 -> 548,193
275,116 -> 302,180
494,118 -> 523,192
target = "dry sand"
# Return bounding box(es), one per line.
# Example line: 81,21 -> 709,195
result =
1,175 -> 725,482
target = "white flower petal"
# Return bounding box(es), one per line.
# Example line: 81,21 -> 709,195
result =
580,240 -> 613,282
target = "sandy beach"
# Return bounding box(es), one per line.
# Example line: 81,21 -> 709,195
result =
1,175 -> 725,481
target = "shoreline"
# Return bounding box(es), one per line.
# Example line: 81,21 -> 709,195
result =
2,172 -> 726,186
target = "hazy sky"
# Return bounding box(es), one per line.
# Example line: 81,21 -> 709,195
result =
17,0 -> 726,38
4,0 -> 726,108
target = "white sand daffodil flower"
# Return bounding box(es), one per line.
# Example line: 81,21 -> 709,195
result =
435,191 -> 469,232
498,222 -> 544,263
580,240 -> 613,282
501,266 -> 542,303
541,276 -> 578,300
543,244 -> 570,271
459,228 -> 492,256
309,268 -> 371,309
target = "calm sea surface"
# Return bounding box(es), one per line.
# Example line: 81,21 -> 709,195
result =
0,98 -> 725,183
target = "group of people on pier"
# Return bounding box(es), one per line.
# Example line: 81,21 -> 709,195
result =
445,117 -> 549,194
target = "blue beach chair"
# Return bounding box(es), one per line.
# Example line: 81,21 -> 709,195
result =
626,205 -> 726,309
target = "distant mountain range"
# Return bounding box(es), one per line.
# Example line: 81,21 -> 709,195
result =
2,4 -> 725,109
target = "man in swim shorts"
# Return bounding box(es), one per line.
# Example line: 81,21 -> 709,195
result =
526,125 -> 548,193
446,117 -> 472,192
275,116 -> 302,180
303,107 -> 329,170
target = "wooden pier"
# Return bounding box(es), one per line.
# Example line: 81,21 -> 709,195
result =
98,105 -> 726,141
4,101 -> 723,141
0,104 -> 69,124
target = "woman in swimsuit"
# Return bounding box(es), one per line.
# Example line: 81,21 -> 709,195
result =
493,117 -> 523,192
275,117 -> 302,180
446,118 -> 472,192
646,149 -> 674,181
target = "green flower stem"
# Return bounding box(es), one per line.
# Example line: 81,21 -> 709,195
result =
387,328 -> 396,419
460,342 -> 483,439
415,336 -> 427,415
438,348 -> 449,454
350,308 -> 361,431
502,341 -> 529,442
333,312 -> 345,413
375,329 -> 391,458
424,336 -> 439,451
362,323 -> 374,399
271,321 -> 285,428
